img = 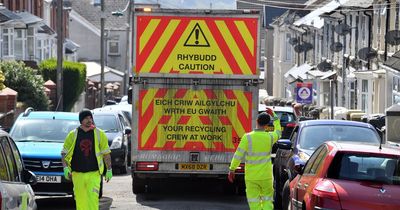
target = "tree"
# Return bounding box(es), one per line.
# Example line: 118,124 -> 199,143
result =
0,61 -> 49,110
0,69 -> 5,91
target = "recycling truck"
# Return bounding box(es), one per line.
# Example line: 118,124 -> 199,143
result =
130,8 -> 262,193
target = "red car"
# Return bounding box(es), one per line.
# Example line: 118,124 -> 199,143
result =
289,141 -> 400,210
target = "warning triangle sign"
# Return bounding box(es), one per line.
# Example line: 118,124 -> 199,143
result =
184,23 -> 210,47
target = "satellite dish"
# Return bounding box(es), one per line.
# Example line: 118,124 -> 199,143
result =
330,42 -> 343,52
294,42 -> 313,53
289,38 -> 299,45
294,44 -> 305,53
358,47 -> 377,61
317,60 -> 333,72
302,42 -> 313,52
335,23 -> 352,36
385,30 -> 400,45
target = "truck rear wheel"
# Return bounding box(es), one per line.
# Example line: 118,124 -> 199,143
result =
132,176 -> 146,194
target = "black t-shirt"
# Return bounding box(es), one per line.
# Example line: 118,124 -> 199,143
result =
71,128 -> 99,172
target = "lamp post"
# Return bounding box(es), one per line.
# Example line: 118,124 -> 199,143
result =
112,0 -> 133,96
100,0 -> 105,106
56,0 -> 63,111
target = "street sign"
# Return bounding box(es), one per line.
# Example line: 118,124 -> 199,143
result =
296,82 -> 313,104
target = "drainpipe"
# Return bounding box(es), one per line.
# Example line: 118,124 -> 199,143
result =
364,11 -> 372,69
385,0 -> 390,61
339,11 -> 347,107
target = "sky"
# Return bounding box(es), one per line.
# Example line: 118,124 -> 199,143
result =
135,0 -> 237,9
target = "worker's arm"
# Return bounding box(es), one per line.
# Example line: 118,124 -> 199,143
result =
266,108 -> 282,143
229,134 -> 248,171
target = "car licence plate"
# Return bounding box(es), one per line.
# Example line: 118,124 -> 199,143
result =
178,163 -> 209,170
36,175 -> 61,183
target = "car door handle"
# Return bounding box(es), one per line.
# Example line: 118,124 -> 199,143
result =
304,183 -> 309,188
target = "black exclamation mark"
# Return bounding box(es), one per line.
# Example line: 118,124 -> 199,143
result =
195,29 -> 199,45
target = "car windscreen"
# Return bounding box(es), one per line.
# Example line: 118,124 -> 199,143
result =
93,115 -> 119,132
328,153 -> 400,185
275,111 -> 296,123
299,125 -> 380,150
10,119 -> 79,142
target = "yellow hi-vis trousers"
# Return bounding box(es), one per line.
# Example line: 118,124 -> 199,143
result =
72,171 -> 101,210
245,179 -> 274,210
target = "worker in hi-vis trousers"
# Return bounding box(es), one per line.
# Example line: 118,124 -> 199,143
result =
61,109 -> 113,210
228,108 -> 281,210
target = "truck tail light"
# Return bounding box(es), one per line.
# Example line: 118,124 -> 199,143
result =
313,179 -> 341,209
235,163 -> 245,173
136,162 -> 159,171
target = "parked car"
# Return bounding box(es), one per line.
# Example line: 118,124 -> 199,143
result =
9,108 -> 80,196
273,120 -> 382,209
91,110 -> 131,174
0,130 -> 37,209
289,141 -> 400,210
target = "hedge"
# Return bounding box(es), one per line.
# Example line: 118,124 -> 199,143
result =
39,59 -> 86,111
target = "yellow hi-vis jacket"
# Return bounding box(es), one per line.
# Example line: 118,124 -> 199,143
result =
229,114 -> 281,180
62,127 -> 111,175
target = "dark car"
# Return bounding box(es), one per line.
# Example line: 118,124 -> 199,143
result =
273,120 -> 381,210
0,130 -> 37,209
92,110 -> 131,174
289,141 -> 400,210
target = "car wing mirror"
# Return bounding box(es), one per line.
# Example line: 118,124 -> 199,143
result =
124,127 -> 131,135
277,139 -> 292,150
23,169 -> 37,185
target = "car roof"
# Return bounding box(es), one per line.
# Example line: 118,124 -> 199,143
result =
96,104 -> 131,112
267,106 -> 294,113
327,141 -> 400,156
91,110 -> 120,116
299,119 -> 374,128
18,111 -> 78,120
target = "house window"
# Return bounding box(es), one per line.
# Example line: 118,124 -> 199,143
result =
27,27 -> 35,60
348,80 -> 357,109
285,33 -> 292,61
108,40 -> 120,55
14,29 -> 26,60
93,0 -> 100,6
2,28 -> 14,57
361,79 -> 368,112
36,39 -> 43,61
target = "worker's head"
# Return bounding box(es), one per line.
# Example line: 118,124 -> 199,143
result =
79,108 -> 93,127
257,112 -> 271,127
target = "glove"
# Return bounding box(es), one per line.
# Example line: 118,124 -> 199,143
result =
228,170 -> 235,183
105,169 -> 113,182
63,167 -> 71,180
266,107 -> 274,116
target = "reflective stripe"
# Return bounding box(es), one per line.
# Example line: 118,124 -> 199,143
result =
246,157 -> 271,164
247,151 -> 270,157
233,154 -> 244,161
269,133 -> 273,146
247,134 -> 252,152
247,197 -> 261,203
261,196 -> 273,201
237,147 -> 246,154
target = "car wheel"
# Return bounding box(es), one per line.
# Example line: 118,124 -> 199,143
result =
274,179 -> 282,210
119,151 -> 128,174
282,180 -> 290,210
132,175 -> 146,194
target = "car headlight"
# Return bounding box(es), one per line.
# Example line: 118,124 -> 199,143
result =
110,136 -> 122,149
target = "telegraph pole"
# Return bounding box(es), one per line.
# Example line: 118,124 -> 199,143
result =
56,0 -> 63,111
100,0 -> 105,106
123,0 -> 132,95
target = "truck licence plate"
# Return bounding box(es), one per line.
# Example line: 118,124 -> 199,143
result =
36,175 -> 61,183
179,163 -> 209,170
